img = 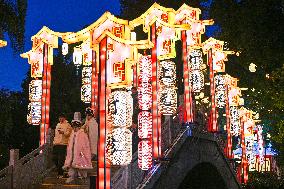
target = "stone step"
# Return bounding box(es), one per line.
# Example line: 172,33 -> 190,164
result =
42,177 -> 90,185
40,183 -> 89,189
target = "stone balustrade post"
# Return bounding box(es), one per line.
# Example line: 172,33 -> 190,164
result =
9,149 -> 19,167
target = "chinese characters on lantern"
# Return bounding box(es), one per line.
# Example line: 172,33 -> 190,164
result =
27,80 -> 42,125
215,74 -> 226,108
138,55 -> 153,170
188,49 -> 204,92
230,106 -> 240,136
159,60 -> 177,115
106,127 -> 132,165
107,91 -> 133,165
81,67 -> 92,103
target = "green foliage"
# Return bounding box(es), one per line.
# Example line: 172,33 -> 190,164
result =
244,171 -> 284,189
0,88 -> 39,169
49,47 -> 86,128
0,0 -> 28,53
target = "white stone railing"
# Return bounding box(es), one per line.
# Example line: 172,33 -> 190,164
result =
0,129 -> 54,189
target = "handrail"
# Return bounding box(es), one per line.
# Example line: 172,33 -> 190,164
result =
0,128 -> 54,189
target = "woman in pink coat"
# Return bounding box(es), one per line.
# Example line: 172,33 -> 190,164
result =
63,112 -> 93,183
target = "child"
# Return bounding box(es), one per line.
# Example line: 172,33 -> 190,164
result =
63,112 -> 93,184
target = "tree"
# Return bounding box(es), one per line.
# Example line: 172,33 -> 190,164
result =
0,0 -> 27,53
119,0 -> 284,179
209,0 -> 284,165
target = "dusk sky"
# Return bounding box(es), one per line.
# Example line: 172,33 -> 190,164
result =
0,0 -> 120,91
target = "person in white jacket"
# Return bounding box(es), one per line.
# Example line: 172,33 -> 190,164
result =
53,114 -> 72,177
82,108 -> 98,160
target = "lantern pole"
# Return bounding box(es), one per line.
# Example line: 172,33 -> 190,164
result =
97,37 -> 110,189
208,49 -> 217,132
151,23 -> 161,159
40,43 -> 52,146
181,30 -> 193,123
226,83 -> 232,158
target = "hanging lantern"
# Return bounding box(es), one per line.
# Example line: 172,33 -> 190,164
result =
138,140 -> 153,170
29,80 -> 42,102
138,111 -> 152,139
188,49 -> 203,69
257,125 -> 265,165
106,128 -> 132,165
230,106 -> 240,136
159,60 -> 176,86
73,47 -> 82,66
159,87 -> 177,115
27,102 -> 41,125
215,74 -> 226,108
159,60 -> 177,115
62,43 -> 68,55
108,91 -> 133,128
82,41 -> 92,66
188,49 -> 204,93
191,70 -> 204,92
138,55 -> 152,83
212,50 -> 226,72
138,83 -> 152,110
81,67 -> 92,103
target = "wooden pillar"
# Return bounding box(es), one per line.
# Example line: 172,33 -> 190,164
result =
181,30 -> 193,123
208,49 -> 217,132
151,23 -> 161,158
41,43 -> 51,145
97,37 -> 110,189
225,85 -> 232,158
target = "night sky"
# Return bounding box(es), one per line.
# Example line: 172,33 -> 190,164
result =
0,0 -> 120,91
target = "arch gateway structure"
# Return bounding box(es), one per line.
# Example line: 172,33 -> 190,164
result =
21,3 -> 270,188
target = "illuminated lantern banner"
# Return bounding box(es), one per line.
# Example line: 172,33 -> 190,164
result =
29,80 -> 42,101
230,106 -> 240,136
156,14 -> 177,60
108,91 -> 133,128
159,60 -> 177,115
81,67 -> 92,103
257,125 -> 265,165
138,140 -> 153,170
27,102 -> 41,125
159,88 -> 177,115
27,80 -> 42,125
62,43 -> 68,55
138,83 -> 152,110
244,118 -> 256,167
214,74 -> 226,108
106,128 -> 132,165
159,60 -> 176,86
30,46 -> 44,78
81,41 -> 92,66
138,111 -> 152,139
212,49 -> 227,72
188,49 -> 204,93
138,55 -> 152,83
138,55 -> 153,170
73,47 -> 82,66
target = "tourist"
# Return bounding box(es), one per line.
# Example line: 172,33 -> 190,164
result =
53,113 -> 72,178
82,108 -> 98,160
64,112 -> 93,184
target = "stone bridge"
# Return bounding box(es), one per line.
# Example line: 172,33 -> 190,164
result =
0,121 -> 241,189
113,125 -> 241,189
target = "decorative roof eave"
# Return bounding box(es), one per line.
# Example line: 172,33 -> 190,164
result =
94,30 -> 154,49
31,26 -> 63,49
150,18 -> 191,31
177,3 -> 201,16
202,37 -> 235,55
0,40 -> 7,47
129,2 -> 175,28
61,12 -> 130,44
